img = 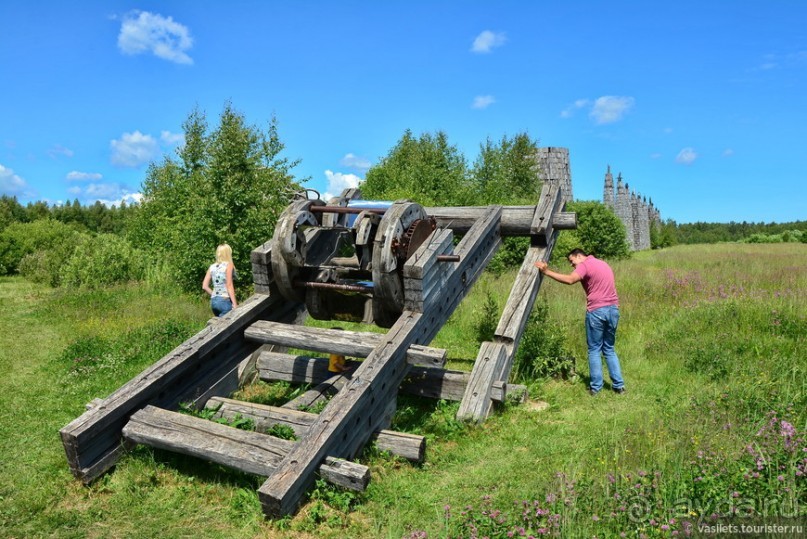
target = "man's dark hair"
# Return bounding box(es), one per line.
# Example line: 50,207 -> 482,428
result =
567,248 -> 587,258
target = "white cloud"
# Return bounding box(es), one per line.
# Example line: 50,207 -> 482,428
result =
118,10 -> 194,65
110,131 -> 159,167
0,164 -> 34,197
322,170 -> 362,201
560,99 -> 590,118
650,152 -> 663,160
160,130 -> 185,147
66,171 -> 103,181
722,148 -> 734,157
47,144 -> 74,159
472,95 -> 496,109
67,182 -> 142,206
675,147 -> 698,165
471,30 -> 506,53
340,153 -> 372,171
589,96 -> 635,124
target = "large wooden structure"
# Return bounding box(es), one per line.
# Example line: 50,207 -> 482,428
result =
60,180 -> 574,518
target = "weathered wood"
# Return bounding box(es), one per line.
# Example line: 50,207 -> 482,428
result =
282,372 -> 351,411
244,322 -> 447,367
402,228 -> 454,280
426,206 -> 575,235
456,342 -> 510,422
495,245 -> 553,345
258,207 -> 503,517
530,181 -> 565,246
457,191 -> 563,422
59,292 -> 303,484
256,352 -> 472,402
122,405 -> 369,490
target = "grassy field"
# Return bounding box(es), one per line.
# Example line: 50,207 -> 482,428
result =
0,243 -> 805,538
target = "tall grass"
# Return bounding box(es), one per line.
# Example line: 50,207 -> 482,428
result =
0,243 -> 805,538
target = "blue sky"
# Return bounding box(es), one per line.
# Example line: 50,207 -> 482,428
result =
2,1 -> 806,224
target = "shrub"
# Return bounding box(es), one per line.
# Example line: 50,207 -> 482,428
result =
61,234 -> 145,288
474,290 -> 499,343
512,300 -> 575,382
0,219 -> 84,275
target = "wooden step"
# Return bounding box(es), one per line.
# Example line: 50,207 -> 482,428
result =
122,405 -> 370,491
206,397 -> 426,463
244,321 -> 446,368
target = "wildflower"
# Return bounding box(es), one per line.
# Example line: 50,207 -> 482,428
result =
592,515 -> 600,521
778,475 -> 784,481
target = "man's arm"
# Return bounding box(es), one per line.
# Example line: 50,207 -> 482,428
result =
533,261 -> 582,285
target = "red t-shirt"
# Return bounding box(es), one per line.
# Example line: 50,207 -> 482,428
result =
572,256 -> 619,312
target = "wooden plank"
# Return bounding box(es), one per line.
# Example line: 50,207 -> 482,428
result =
494,244 -> 554,346
530,181 -> 565,246
122,406 -> 369,491
257,207 -> 503,516
245,322 -> 446,367
456,342 -> 509,422
426,206 -> 575,235
256,352 -> 467,401
59,292 -> 303,484
123,405 -> 291,477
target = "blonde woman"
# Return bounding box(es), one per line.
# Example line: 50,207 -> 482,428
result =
202,244 -> 239,317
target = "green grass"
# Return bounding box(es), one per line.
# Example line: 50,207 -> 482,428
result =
1,242 -> 805,538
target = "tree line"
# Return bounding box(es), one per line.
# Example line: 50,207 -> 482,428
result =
10,101 -> 800,297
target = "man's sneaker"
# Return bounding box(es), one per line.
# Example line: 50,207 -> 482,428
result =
588,389 -> 599,396
613,387 -> 626,394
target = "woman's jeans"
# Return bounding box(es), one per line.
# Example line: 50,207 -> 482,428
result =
211,296 -> 233,317
585,305 -> 624,392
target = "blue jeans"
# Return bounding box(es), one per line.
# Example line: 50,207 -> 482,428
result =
585,305 -> 624,392
211,296 -> 233,317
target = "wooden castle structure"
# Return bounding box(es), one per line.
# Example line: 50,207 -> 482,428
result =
60,161 -> 576,518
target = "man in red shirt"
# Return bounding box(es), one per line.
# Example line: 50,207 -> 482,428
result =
534,248 -> 625,396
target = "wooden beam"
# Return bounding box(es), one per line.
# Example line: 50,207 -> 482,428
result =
530,181 -> 565,246
456,342 -> 510,422
244,322 -> 446,368
59,292 -> 303,484
122,405 -> 370,491
256,352 -> 473,402
205,397 -> 426,463
426,206 -> 575,236
257,206 -> 504,517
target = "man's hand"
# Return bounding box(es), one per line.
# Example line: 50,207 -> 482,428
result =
534,261 -> 548,273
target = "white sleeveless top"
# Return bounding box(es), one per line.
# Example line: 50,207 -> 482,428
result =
209,262 -> 230,298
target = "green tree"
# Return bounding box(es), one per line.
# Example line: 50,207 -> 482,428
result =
553,201 -> 630,262
470,133 -> 541,205
128,103 -> 302,294
361,130 -> 469,206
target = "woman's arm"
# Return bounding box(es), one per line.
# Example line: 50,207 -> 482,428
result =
202,269 -> 213,296
226,264 -> 238,308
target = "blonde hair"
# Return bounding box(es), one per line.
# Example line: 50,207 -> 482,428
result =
215,244 -> 234,265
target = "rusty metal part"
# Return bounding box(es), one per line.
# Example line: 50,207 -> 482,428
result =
392,217 -> 437,261
436,255 -> 460,262
293,280 -> 373,293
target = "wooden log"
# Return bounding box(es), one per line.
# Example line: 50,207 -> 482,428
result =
122,406 -> 369,491
258,207 -> 503,517
426,206 -> 575,236
244,322 -> 446,368
530,181 -> 564,246
60,292 -> 303,484
456,342 -> 510,422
